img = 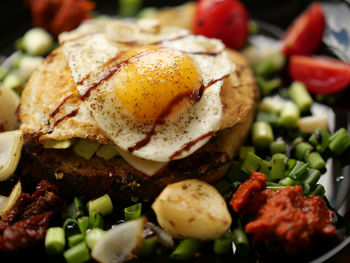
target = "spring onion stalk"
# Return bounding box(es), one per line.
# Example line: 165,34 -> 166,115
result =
62,197 -> 84,220
279,102 -> 300,129
241,152 -> 270,177
45,227 -> 66,255
256,111 -> 279,126
269,154 -> 286,180
252,122 -> 274,149
298,115 -> 328,134
257,77 -> 281,96
63,242 -> 90,263
289,81 -> 313,112
138,236 -> 158,257
279,176 -> 297,186
288,161 -> 308,180
299,169 -> 321,188
270,140 -> 286,154
284,159 -> 297,177
225,161 -> 244,182
63,218 -> 80,237
294,142 -> 313,160
254,59 -> 276,77
259,97 -> 283,114
170,239 -> 202,260
266,182 -> 287,191
302,183 -> 311,195
309,128 -> 330,153
89,210 -> 104,229
292,137 -> 303,147
3,71 -> 25,90
232,220 -> 250,256
213,231 -> 232,255
305,152 -> 326,170
124,203 -> 142,221
239,146 -> 255,160
119,0 -> 143,17
328,128 -> 350,155
85,228 -> 105,250
68,234 -> 84,248
215,179 -> 233,195
308,184 -> 325,197
77,216 -> 89,235
87,194 -> 113,216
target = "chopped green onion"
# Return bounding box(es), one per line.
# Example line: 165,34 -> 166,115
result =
298,115 -> 328,134
45,227 -> 65,255
279,176 -> 297,186
89,210 -> 104,229
288,160 -> 308,180
302,183 -> 311,195
285,159 -> 297,177
170,239 -> 202,260
270,140 -> 286,154
259,97 -> 283,114
63,242 -> 90,263
269,154 -> 286,180
241,152 -> 270,177
138,236 -> 158,257
232,220 -> 250,256
248,20 -> 259,35
85,228 -> 105,250
63,218 -> 80,237
294,142 -> 313,160
0,66 -> 9,81
68,234 -> 83,248
22,28 -> 53,56
252,122 -> 274,149
213,231 -> 232,255
87,194 -> 113,216
256,111 -> 279,126
62,197 -> 84,220
328,128 -> 350,155
124,203 -> 142,221
299,169 -> 321,188
308,184 -> 325,197
254,59 -> 276,77
279,102 -> 300,129
77,216 -> 89,235
309,128 -> 330,153
289,81 -> 313,112
257,77 -> 281,96
305,152 -> 326,170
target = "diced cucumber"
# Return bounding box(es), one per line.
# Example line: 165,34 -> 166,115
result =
22,28 -> 53,56
43,139 -> 74,149
73,139 -> 100,160
96,145 -> 119,160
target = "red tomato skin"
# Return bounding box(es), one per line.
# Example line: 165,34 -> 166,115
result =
282,2 -> 325,56
193,0 -> 249,50
289,56 -> 350,94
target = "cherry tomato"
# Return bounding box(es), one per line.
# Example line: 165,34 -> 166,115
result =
289,55 -> 350,94
193,0 -> 249,50
282,2 -> 325,55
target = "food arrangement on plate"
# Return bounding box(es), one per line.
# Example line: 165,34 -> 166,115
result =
0,0 -> 350,262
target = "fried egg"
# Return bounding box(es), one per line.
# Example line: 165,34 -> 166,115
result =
60,20 -> 234,162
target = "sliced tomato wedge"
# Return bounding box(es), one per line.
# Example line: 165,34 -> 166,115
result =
282,2 -> 325,55
193,0 -> 249,50
289,55 -> 350,94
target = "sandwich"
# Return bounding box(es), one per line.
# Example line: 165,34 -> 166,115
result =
18,17 -> 257,202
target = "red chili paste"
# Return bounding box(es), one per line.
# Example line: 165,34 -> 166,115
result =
230,171 -> 336,254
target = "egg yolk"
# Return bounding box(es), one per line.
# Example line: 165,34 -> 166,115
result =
114,47 -> 201,124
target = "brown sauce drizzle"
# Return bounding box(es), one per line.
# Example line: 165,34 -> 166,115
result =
80,48 -> 165,100
49,94 -> 73,118
186,50 -> 222,56
169,131 -> 216,160
127,74 -> 230,153
53,108 -> 79,127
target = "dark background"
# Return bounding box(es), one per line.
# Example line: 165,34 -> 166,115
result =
0,0 -> 349,262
